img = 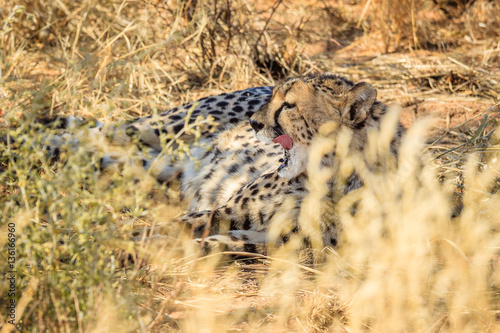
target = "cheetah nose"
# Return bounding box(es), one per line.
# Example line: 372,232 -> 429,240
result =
250,119 -> 264,132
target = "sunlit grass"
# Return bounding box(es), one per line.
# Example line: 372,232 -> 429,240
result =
1,0 -> 499,332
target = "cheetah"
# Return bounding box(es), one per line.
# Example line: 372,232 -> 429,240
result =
44,73 -> 403,253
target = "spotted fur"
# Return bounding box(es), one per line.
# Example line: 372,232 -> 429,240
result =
45,74 -> 403,254
181,74 -> 404,253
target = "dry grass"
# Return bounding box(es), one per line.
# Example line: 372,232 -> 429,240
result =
360,0 -> 500,52
1,0 -> 500,332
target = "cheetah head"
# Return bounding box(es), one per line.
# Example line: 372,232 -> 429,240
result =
250,73 -> 382,179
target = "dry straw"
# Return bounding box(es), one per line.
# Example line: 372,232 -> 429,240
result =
1,0 -> 500,332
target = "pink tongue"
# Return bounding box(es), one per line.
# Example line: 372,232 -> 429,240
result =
273,135 -> 293,150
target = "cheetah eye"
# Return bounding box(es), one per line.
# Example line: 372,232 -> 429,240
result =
283,102 -> 296,110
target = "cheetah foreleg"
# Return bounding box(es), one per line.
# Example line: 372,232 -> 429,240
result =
180,209 -> 270,254
195,233 -> 268,254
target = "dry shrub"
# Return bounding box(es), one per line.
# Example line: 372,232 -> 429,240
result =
364,0 -> 463,51
366,0 -> 424,51
0,0 -> 306,77
0,0 -> 315,122
465,0 -> 500,41
363,0 -> 500,52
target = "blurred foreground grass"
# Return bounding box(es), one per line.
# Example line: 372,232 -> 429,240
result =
1,0 -> 500,331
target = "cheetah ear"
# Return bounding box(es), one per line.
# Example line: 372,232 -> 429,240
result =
341,82 -> 377,125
